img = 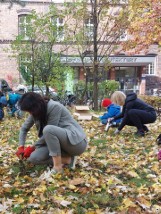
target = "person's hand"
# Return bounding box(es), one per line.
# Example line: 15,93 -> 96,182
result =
108,117 -> 114,123
23,146 -> 35,158
114,129 -> 120,135
16,146 -> 25,159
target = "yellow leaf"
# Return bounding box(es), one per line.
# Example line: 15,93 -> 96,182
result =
33,185 -> 47,195
122,198 -> 136,209
152,183 -> 161,194
127,171 -> 140,178
1,138 -> 8,143
23,175 -> 33,182
15,197 -> 24,203
68,184 -> 76,190
94,188 -> 102,192
136,196 -> 151,209
30,210 -> 37,214
69,178 -> 85,186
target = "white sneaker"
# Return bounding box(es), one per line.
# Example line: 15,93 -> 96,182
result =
39,168 -> 52,181
39,168 -> 63,181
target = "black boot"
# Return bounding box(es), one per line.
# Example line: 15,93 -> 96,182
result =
135,130 -> 145,137
156,134 -> 161,145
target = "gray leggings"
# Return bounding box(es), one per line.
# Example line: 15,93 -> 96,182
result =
28,125 -> 87,165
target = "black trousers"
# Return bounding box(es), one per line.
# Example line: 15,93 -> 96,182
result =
125,109 -> 156,131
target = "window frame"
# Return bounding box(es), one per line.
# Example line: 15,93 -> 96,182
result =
84,17 -> 94,40
18,14 -> 31,39
52,17 -> 65,42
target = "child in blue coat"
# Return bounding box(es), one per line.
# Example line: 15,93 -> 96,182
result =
99,98 -> 121,125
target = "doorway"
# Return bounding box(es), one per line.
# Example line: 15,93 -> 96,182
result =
115,67 -> 140,93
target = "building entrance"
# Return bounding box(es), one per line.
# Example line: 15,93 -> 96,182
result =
115,67 -> 140,93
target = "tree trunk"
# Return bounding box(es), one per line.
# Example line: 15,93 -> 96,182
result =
93,0 -> 98,111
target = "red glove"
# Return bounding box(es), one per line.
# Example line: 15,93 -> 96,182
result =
16,146 -> 25,159
23,146 -> 35,158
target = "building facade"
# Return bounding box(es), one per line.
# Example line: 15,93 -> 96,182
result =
0,0 -> 161,94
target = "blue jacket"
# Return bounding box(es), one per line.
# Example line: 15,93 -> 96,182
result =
0,96 -> 7,120
0,96 -> 7,106
100,104 -> 122,124
7,92 -> 22,105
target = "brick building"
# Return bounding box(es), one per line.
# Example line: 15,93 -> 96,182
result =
0,0 -> 161,94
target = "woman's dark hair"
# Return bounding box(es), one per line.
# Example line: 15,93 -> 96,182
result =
19,92 -> 49,137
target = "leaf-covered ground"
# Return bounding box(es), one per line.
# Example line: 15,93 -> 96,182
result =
0,112 -> 161,214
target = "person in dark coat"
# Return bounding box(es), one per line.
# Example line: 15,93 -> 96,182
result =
108,91 -> 156,137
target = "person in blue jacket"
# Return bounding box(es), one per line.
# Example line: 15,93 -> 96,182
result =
7,84 -> 27,118
7,92 -> 22,117
109,91 -> 157,137
99,98 -> 121,125
0,95 -> 7,120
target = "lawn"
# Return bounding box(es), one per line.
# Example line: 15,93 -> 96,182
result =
0,112 -> 161,213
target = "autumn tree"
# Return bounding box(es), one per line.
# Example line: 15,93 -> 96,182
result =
11,6 -> 70,95
65,0 -> 129,110
123,0 -> 161,53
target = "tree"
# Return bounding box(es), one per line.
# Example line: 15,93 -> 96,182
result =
123,0 -> 161,53
65,0 -> 129,110
11,6 -> 70,95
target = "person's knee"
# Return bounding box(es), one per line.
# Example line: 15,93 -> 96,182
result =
28,152 -> 41,164
43,125 -> 56,136
27,156 -> 52,165
43,125 -> 49,133
28,151 -> 46,164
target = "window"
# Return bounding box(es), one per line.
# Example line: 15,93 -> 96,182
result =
18,15 -> 31,39
84,18 -> 94,40
52,17 -> 64,42
145,63 -> 154,75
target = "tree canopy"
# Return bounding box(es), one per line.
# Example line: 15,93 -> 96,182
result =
123,0 -> 161,53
